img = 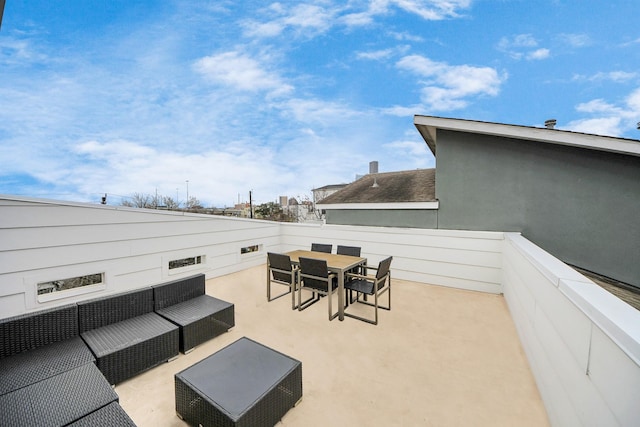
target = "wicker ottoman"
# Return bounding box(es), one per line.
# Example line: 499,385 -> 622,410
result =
175,337 -> 302,427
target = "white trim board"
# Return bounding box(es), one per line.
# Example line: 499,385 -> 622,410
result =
318,201 -> 439,210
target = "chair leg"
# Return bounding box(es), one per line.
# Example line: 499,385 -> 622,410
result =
298,286 -> 320,311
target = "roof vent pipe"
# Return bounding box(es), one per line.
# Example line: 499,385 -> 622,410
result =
545,119 -> 557,129
369,161 -> 379,174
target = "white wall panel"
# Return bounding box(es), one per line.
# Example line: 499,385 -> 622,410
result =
588,326 -> 640,426
503,233 -> 640,427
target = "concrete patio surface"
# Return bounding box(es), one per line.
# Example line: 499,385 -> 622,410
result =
117,264 -> 549,426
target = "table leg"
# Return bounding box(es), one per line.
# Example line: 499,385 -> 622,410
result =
338,268 -> 344,321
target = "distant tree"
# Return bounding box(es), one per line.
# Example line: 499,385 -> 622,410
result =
120,192 -> 208,213
253,202 -> 282,221
162,196 -> 179,210
185,196 -> 203,211
121,192 -> 154,208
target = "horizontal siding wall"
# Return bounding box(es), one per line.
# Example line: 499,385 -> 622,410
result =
0,197 -> 281,317
502,233 -> 640,427
280,222 -> 504,294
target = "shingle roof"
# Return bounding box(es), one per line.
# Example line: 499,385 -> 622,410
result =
318,168 -> 436,204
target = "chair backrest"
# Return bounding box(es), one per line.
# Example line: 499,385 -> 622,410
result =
310,243 -> 332,253
0,304 -> 79,359
376,256 -> 393,281
336,245 -> 361,257
268,252 -> 294,283
299,257 -> 331,291
78,288 -> 154,333
153,274 -> 205,310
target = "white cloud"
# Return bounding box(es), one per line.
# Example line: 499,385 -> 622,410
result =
566,87 -> 640,137
575,99 -> 621,115
559,33 -> 591,47
388,31 -> 425,42
498,34 -> 549,60
573,71 -> 638,83
69,139 -> 289,206
396,55 -> 506,111
193,51 -> 293,97
527,48 -> 550,60
246,0 -> 472,37
498,34 -> 538,50
565,117 -> 623,136
242,3 -> 335,38
356,48 -> 396,61
282,98 -> 364,124
356,45 -> 409,61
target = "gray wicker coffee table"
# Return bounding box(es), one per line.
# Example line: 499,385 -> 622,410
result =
175,337 -> 302,427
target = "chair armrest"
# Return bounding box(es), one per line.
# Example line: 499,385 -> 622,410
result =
345,272 -> 374,280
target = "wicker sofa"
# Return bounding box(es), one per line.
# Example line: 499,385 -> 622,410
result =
153,274 -> 235,353
0,304 -> 95,396
0,274 -> 233,424
78,287 -> 180,385
0,304 -> 135,426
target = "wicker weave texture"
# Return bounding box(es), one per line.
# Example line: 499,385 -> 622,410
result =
175,337 -> 302,427
81,312 -> 179,384
0,304 -> 78,358
152,274 -> 206,310
0,362 -> 117,427
0,336 -> 95,396
67,402 -> 137,427
78,288 -> 154,333
156,295 -> 234,353
175,360 -> 302,427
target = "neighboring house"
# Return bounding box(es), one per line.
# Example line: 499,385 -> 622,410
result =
319,115 -> 640,289
318,169 -> 439,228
311,183 -> 348,221
312,184 -> 348,204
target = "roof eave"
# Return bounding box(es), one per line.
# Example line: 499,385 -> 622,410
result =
414,115 -> 640,158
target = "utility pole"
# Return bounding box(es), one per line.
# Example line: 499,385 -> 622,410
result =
249,190 -> 253,218
186,180 -> 189,209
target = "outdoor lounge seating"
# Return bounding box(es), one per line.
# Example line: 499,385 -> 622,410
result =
152,274 -> 235,353
0,362 -> 121,426
0,304 -> 134,426
0,304 -> 95,396
78,288 -> 180,385
344,256 -> 392,325
298,257 -> 339,320
310,243 -> 332,253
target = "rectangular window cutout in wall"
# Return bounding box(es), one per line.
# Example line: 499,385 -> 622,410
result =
240,244 -> 260,254
169,255 -> 204,270
37,273 -> 104,296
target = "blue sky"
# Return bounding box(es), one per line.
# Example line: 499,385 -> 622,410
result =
1,1 -> 639,207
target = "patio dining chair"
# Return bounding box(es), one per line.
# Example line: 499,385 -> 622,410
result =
337,245 -> 363,278
298,257 -> 339,321
310,243 -> 332,253
344,256 -> 392,325
267,252 -> 307,310
336,245 -> 361,257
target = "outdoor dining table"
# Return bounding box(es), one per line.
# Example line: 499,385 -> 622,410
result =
285,249 -> 367,321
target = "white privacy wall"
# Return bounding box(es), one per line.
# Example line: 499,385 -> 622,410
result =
279,222 -> 504,294
503,233 -> 640,427
0,196 -> 281,317
0,196 -> 505,318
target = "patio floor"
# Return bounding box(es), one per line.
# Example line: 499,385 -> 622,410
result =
116,264 -> 549,426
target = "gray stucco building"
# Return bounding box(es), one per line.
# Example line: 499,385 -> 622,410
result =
319,115 -> 640,289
